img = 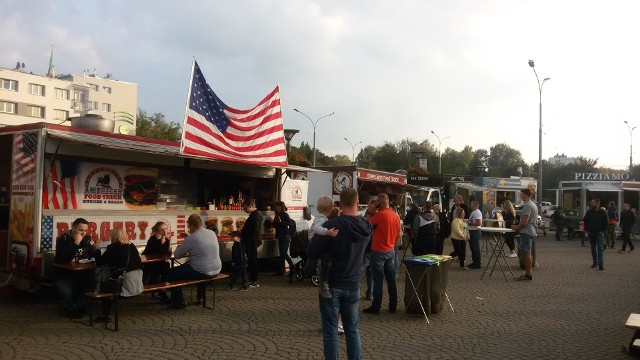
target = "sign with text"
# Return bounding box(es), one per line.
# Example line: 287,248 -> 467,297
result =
356,170 -> 407,185
575,173 -> 630,181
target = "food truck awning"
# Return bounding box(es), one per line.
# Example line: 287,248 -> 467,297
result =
286,164 -> 329,173
454,182 -> 491,192
46,127 -> 180,155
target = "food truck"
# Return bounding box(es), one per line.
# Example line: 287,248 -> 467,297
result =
302,166 -> 412,216
0,122 -> 311,286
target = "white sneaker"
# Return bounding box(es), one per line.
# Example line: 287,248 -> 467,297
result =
338,323 -> 344,334
507,252 -> 518,258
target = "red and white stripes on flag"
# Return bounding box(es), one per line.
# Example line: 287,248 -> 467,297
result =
43,160 -> 78,210
12,133 -> 37,184
180,60 -> 288,167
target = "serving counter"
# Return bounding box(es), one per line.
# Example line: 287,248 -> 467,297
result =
41,209 -> 277,262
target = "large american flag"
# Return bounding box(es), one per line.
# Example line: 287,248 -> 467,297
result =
43,159 -> 79,209
180,61 -> 287,167
12,133 -> 38,184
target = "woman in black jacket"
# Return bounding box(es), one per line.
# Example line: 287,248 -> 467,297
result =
142,221 -> 172,304
273,201 -> 294,280
94,228 -> 143,322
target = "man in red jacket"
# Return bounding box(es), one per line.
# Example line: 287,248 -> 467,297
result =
363,193 -> 401,315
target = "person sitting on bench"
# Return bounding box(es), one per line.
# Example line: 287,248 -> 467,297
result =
165,214 -> 222,309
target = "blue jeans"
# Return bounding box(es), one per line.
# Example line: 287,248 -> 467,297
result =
469,230 -> 481,266
588,231 -> 604,266
361,252 -> 373,297
319,287 -> 361,360
370,250 -> 397,311
56,270 -> 93,311
166,264 -> 215,305
277,234 -> 294,273
393,245 -> 400,273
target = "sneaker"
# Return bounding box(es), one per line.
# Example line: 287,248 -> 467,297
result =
618,250 -> 625,254
507,252 -> 518,258
362,307 -> 380,315
338,323 -> 344,334
226,285 -> 234,291
516,274 -> 532,281
599,265 -> 604,270
248,282 -> 260,288
591,263 -> 597,269
238,287 -> 248,292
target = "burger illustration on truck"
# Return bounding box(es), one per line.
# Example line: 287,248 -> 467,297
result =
122,167 -> 158,210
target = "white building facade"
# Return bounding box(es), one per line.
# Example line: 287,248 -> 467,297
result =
0,67 -> 137,134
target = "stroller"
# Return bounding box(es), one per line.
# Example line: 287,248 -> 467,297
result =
289,230 -> 320,286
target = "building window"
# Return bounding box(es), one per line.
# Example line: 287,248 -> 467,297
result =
54,109 -> 69,121
28,105 -> 44,118
87,83 -> 99,91
54,88 -> 70,100
102,103 -> 111,112
0,101 -> 17,114
29,83 -> 45,96
103,86 -> 112,94
92,101 -> 98,110
1,79 -> 18,91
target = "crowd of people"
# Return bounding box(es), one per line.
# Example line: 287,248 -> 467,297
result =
52,189 -> 638,359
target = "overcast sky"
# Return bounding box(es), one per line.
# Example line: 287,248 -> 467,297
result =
2,0 -> 639,170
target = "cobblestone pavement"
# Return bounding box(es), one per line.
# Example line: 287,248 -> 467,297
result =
1,235 -> 639,359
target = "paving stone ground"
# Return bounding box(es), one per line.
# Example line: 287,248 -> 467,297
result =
1,233 -> 639,359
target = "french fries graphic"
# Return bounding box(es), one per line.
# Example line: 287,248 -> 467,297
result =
8,199 -> 34,244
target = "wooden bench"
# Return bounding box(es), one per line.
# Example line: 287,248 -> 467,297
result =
624,313 -> 640,356
86,273 -> 229,331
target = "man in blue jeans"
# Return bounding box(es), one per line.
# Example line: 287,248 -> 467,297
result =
363,193 -> 402,315
583,198 -> 608,270
512,189 -> 538,281
308,188 -> 372,360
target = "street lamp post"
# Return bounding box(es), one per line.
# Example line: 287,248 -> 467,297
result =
283,129 -> 300,156
293,108 -> 334,167
528,60 -> 550,206
430,130 -> 450,174
624,121 -> 636,174
344,137 -> 362,164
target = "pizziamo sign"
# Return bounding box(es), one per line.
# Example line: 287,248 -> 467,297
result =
574,173 -> 631,181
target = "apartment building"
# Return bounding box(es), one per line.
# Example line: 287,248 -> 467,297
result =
0,67 -> 138,134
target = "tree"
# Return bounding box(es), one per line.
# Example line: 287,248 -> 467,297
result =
135,109 -> 181,142
356,145 -> 378,168
374,142 -> 401,172
331,154 -> 352,166
441,145 -> 474,175
469,149 -> 489,176
487,143 -> 526,178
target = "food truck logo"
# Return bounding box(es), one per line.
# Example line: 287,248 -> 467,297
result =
290,184 -> 303,201
292,171 -> 308,180
83,167 -> 124,205
334,171 -> 353,194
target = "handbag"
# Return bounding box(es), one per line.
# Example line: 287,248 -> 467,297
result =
97,247 -> 130,294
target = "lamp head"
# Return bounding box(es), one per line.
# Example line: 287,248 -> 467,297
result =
293,108 -> 300,113
528,60 -> 535,68
625,120 -> 629,124
283,129 -> 300,141
430,130 -> 435,134
543,77 -> 550,81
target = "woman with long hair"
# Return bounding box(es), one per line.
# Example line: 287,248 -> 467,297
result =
502,200 -> 518,258
450,208 -> 468,268
95,228 -> 143,322
142,221 -> 172,303
273,201 -> 295,282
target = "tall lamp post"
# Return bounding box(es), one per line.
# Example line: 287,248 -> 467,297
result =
344,137 -> 362,164
283,128 -> 300,158
624,121 -> 636,174
430,130 -> 450,174
293,108 -> 334,167
528,60 -> 550,205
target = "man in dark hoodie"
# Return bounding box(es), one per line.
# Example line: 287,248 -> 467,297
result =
411,201 -> 440,256
54,217 -> 99,318
308,188 -> 373,360
583,198 -> 609,270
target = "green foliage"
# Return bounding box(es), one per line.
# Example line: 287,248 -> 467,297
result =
135,109 -> 181,142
